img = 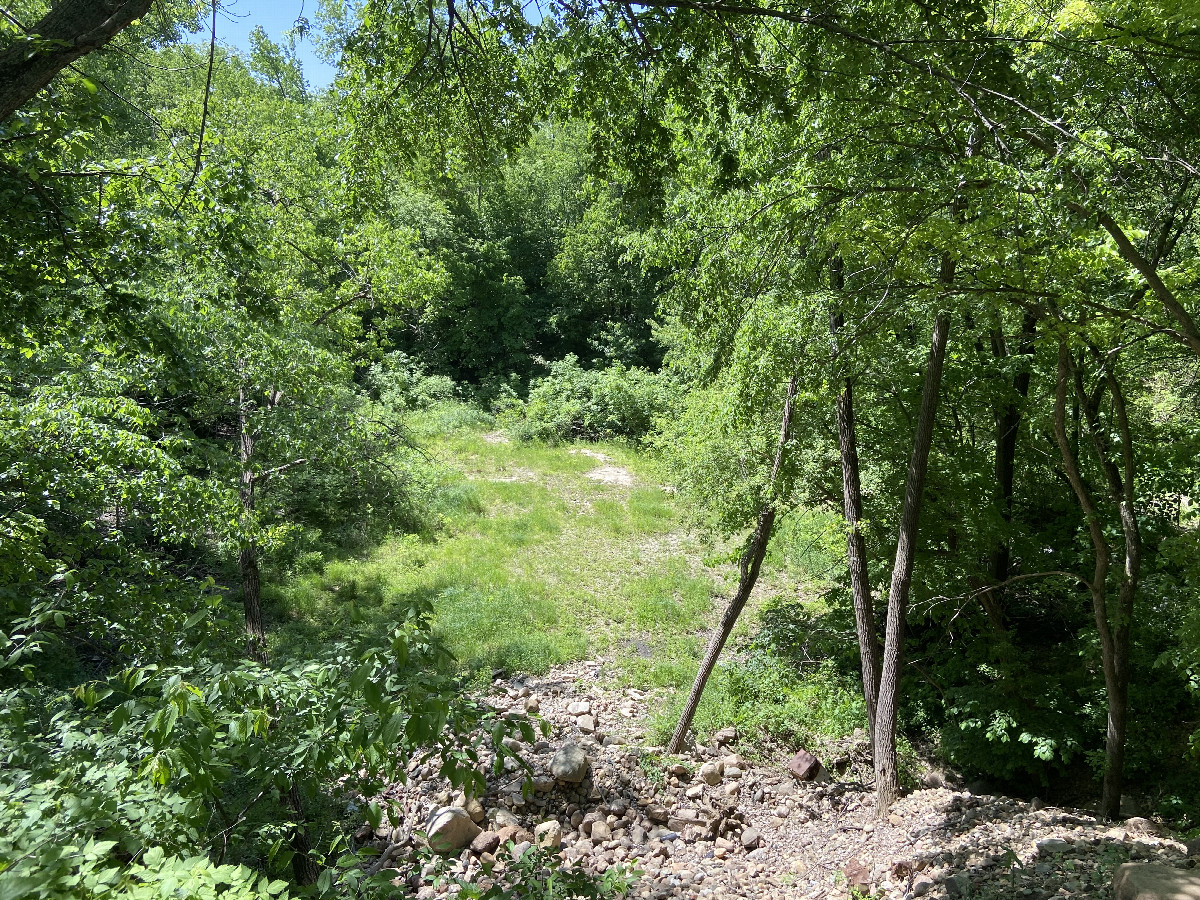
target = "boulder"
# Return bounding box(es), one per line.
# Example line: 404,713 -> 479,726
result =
590,821 -> 612,842
1186,838 -> 1200,858
550,743 -> 589,783
741,827 -> 762,850
1114,863 -> 1200,900
577,714 -> 596,733
567,700 -> 592,715
424,807 -> 481,853
534,820 -> 563,849
787,750 -> 822,782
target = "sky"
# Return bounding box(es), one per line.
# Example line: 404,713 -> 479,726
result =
215,0 -> 338,88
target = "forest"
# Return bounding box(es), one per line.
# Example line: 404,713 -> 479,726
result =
2,0 -> 1199,898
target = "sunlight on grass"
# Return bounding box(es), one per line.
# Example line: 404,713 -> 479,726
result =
273,418 -> 719,678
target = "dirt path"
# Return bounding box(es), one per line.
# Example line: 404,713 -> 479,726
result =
360,660 -> 1197,900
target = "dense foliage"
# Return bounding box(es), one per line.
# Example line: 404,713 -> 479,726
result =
3,0 -> 1200,895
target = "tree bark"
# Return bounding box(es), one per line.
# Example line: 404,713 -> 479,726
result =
0,0 -> 152,123
828,259 -> 882,751
1051,339 -> 1140,820
667,374 -> 798,754
981,311 -> 1037,630
873,312 -> 951,813
237,387 -> 269,664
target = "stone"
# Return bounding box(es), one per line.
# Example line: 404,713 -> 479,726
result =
534,820 -> 563,849
699,761 -> 724,785
1126,817 -> 1161,835
511,840 -> 532,861
567,700 -> 592,715
786,749 -> 822,782
722,754 -> 747,769
464,798 -> 486,824
425,807 -> 482,853
1186,838 -> 1200,858
713,726 -> 738,746
913,875 -> 936,897
531,775 -> 555,793
591,821 -> 612,842
646,804 -> 670,824
491,808 -> 520,828
577,714 -> 596,733
843,858 -> 872,893
1036,838 -> 1073,855
470,831 -> 501,855
1114,863 -> 1200,900
741,827 -> 762,850
550,743 -> 589,783
524,697 -> 539,714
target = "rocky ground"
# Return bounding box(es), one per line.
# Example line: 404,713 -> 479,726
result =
358,658 -> 1200,899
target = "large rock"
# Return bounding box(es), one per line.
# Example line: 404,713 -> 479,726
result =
699,761 -> 724,785
470,831 -> 501,855
425,806 -> 481,853
787,749 -> 822,781
713,726 -> 738,746
1114,863 -> 1200,900
550,743 -> 589,783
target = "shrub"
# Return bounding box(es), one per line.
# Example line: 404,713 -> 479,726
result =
514,355 -> 676,444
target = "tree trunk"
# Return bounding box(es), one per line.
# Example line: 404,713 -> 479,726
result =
981,311 -> 1037,630
874,312 -> 951,813
237,387 -> 269,663
0,0 -> 153,123
1051,340 -> 1141,820
287,783 -> 321,885
829,286 -> 882,751
667,375 -> 798,754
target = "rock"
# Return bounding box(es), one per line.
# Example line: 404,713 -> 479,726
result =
534,820 -> 563,849
1036,838 -> 1073,855
1186,838 -> 1200,858
913,875 -> 935,897
1114,863 -> 1200,900
646,804 -> 670,824
741,827 -> 762,850
354,823 -> 373,842
464,798 -> 486,824
591,821 -> 612,842
713,726 -> 738,746
550,743 -> 589,783
786,750 -> 822,782
722,754 -> 747,769
686,785 -> 704,800
699,761 -> 724,785
1030,797 -> 1046,811
491,808 -> 520,828
1126,817 -> 1161,836
471,831 -> 501,855
425,807 -> 481,853
524,697 -> 539,714
567,700 -> 592,715
530,775 -> 555,793
511,840 -> 532,861
577,714 -> 596,733
843,858 -> 872,893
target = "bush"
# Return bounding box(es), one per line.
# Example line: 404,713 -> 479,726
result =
513,355 -> 676,444
366,352 -> 460,410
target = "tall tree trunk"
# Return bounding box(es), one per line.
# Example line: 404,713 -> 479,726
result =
981,311 -> 1038,630
0,0 -> 153,123
238,387 -> 268,664
874,312 -> 951,813
667,375 -> 798,754
828,259 -> 882,751
287,783 -> 322,886
1051,340 -> 1141,820
837,379 -> 881,750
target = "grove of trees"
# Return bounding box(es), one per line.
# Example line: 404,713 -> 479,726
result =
2,0 -> 1199,896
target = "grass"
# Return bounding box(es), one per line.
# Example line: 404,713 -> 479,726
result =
270,401 -> 871,759
271,404 -> 718,680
